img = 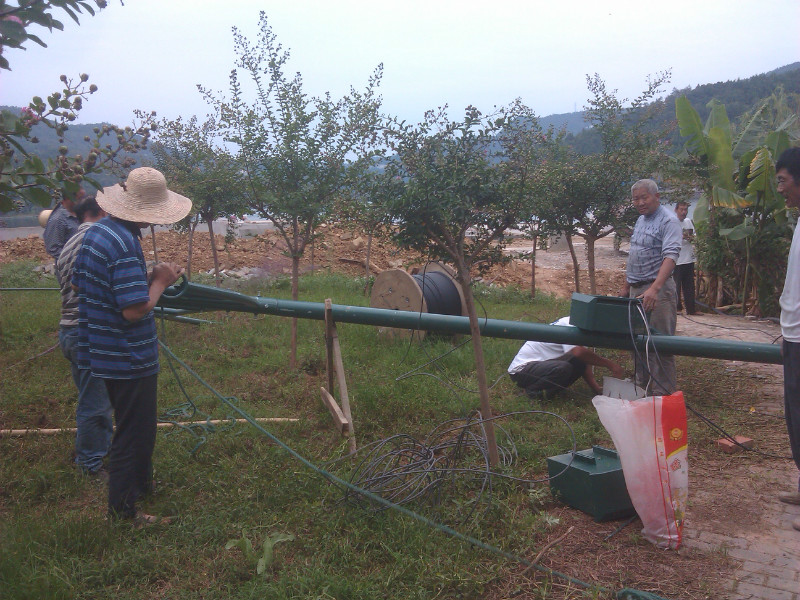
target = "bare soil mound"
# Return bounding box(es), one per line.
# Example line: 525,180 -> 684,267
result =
0,225 -> 626,299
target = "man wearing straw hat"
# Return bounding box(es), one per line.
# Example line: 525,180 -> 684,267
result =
72,167 -> 191,524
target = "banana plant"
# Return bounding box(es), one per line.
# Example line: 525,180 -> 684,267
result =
677,95 -> 798,313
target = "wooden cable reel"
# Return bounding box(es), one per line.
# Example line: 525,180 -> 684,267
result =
369,262 -> 467,340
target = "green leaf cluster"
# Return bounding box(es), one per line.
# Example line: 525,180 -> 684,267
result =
0,1 -> 107,71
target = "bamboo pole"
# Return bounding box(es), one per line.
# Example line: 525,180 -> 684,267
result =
1,417 -> 298,437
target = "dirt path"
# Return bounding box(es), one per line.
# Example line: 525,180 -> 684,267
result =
672,313 -> 799,599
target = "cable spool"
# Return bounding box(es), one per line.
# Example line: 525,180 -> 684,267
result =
411,271 -> 461,316
370,263 -> 467,340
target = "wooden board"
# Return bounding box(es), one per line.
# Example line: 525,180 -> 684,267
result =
320,387 -> 349,435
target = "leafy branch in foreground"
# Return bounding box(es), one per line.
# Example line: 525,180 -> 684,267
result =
1,1 -> 153,212
1,76 -> 156,211
0,0 -> 108,71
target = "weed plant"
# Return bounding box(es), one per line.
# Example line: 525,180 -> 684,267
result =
0,266 -> 769,599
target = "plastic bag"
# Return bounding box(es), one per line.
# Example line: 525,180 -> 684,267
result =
592,392 -> 688,549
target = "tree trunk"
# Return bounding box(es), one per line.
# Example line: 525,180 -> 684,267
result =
290,254 -> 299,370
530,231 -> 537,299
715,275 -> 725,307
149,225 -> 158,262
741,238 -> 751,314
565,233 -> 581,293
208,219 -> 221,288
455,258 -> 500,467
310,237 -> 315,275
586,235 -> 597,294
186,215 -> 199,281
364,232 -> 373,296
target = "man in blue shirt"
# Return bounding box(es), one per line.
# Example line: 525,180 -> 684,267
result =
620,179 -> 682,395
73,167 -> 191,524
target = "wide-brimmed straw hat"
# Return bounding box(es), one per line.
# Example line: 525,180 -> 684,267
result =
96,167 -> 192,225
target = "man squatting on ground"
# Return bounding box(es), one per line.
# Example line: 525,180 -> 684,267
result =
673,201 -> 697,316
55,196 -> 113,477
43,187 -> 84,259
775,146 -> 800,531
508,317 -> 624,398
73,167 -> 191,523
620,179 -> 682,396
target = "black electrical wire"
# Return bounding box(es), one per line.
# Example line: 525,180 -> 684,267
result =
681,312 -> 781,342
332,409 -> 578,525
627,301 -> 792,460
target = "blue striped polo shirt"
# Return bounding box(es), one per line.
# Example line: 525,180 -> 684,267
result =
72,217 -> 159,379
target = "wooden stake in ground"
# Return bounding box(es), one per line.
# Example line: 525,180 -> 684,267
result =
324,299 -> 357,453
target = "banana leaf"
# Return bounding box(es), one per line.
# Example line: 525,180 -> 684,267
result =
719,223 -> 755,241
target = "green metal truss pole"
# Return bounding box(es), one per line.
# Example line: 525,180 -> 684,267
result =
158,279 -> 782,365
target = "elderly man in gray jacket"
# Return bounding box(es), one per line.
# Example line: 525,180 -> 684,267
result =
620,179 -> 682,395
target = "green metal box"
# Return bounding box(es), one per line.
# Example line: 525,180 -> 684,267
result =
546,445 -> 635,522
569,293 -> 645,335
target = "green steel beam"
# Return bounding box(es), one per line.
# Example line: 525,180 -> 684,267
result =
158,279 -> 782,365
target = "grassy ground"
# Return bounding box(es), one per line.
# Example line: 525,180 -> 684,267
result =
0,263 -> 780,599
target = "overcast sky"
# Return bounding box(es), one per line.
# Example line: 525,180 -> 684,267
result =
1,0 -> 799,128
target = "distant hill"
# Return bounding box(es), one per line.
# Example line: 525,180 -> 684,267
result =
558,62 -> 800,153
538,111 -> 588,136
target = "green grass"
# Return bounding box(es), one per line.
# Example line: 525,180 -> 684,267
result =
0,266 -> 762,598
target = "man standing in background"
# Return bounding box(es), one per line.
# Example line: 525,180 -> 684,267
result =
620,179 -> 682,395
43,187 -> 84,259
673,201 -> 697,315
55,197 -> 112,478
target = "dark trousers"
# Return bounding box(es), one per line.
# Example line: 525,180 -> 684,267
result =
105,375 -> 158,519
509,354 -> 586,398
783,341 -> 800,491
673,262 -> 695,314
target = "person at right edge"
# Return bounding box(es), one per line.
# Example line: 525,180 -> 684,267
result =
620,179 -> 682,395
775,147 -> 800,530
72,167 -> 191,526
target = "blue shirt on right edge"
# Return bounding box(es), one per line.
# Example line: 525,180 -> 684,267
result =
72,216 -> 159,380
626,205 -> 682,284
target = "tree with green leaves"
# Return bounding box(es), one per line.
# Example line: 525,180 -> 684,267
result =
536,74 -> 673,295
499,112 -> 564,298
202,12 -> 384,368
676,92 -> 799,315
382,103 -> 544,465
0,1 -> 154,212
151,116 -> 246,287
340,159 -> 403,294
